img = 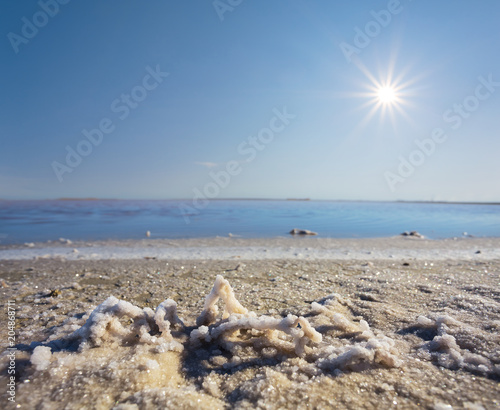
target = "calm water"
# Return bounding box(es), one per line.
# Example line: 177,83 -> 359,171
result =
0,200 -> 499,244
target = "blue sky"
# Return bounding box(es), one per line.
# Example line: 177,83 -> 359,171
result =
1,0 -> 499,202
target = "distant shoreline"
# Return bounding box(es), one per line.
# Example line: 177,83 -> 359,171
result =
0,198 -> 499,205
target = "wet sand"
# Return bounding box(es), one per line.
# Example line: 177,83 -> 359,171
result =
1,237 -> 499,409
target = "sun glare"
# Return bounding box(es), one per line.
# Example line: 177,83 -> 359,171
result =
349,66 -> 418,132
358,77 -> 409,128
377,86 -> 397,104
341,55 -> 423,136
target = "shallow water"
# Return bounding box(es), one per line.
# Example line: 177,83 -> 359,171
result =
0,199 -> 499,243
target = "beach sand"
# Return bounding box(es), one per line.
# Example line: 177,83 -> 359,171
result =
1,237 -> 499,409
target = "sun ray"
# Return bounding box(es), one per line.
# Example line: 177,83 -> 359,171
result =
336,52 -> 425,142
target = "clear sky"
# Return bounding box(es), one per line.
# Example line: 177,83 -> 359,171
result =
1,0 -> 499,202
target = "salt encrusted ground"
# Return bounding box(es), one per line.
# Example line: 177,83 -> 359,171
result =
0,237 -> 499,409
2,237 -> 500,261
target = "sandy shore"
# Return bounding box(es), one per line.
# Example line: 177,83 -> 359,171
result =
1,237 -> 499,409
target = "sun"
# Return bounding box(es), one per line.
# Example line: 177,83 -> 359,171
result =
342,50 -> 425,135
340,51 -> 425,134
351,69 -> 416,128
377,86 -> 397,104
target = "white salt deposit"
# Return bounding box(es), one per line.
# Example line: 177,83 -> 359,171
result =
2,237 -> 500,261
196,275 -> 248,326
195,313 -> 323,357
416,314 -> 499,376
308,295 -> 402,371
27,275 -> 401,383
30,346 -> 52,371
69,295 -> 183,351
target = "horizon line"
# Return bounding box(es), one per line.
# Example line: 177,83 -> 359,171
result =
0,197 -> 499,206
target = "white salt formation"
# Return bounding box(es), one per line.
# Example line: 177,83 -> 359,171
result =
192,313 -> 322,357
21,275 -> 408,408
69,295 -> 184,351
196,275 -> 248,326
416,314 -> 500,377
193,275 -> 322,356
308,295 -> 402,371
30,346 -> 53,371
31,275 -> 400,372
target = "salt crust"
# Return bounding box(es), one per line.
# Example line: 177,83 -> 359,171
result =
196,275 -> 249,326
68,295 -> 184,351
416,314 -> 500,377
30,274 -> 401,375
308,296 -> 402,371
30,346 -> 53,371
